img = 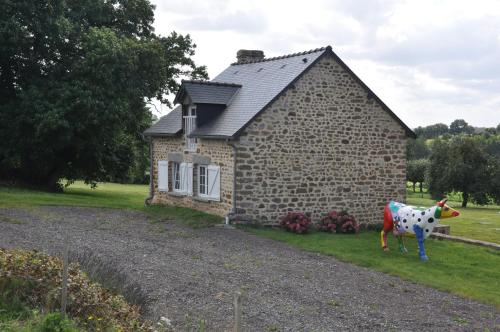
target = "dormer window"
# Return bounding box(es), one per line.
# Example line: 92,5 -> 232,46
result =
184,105 -> 197,151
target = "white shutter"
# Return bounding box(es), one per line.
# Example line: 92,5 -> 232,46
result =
158,160 -> 168,192
207,165 -> 220,201
179,162 -> 187,193
186,163 -> 193,196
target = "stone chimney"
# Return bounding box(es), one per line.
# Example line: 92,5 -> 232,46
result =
236,49 -> 265,64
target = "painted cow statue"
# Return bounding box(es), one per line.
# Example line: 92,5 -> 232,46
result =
381,199 -> 460,261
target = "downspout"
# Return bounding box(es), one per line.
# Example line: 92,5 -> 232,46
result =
144,136 -> 154,206
226,139 -> 237,225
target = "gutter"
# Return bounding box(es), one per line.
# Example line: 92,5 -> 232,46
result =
144,137 -> 154,205
226,139 -> 238,224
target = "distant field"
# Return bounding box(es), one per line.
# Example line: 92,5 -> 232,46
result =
406,190 -> 500,244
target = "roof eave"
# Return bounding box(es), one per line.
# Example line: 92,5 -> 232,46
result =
189,133 -> 233,139
143,131 -> 182,137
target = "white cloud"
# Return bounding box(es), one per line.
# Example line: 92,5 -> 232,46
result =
150,0 -> 500,128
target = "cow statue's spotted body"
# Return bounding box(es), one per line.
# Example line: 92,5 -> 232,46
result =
381,199 -> 460,261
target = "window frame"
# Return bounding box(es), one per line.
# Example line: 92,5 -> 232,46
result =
198,164 -> 208,197
184,105 -> 197,152
172,162 -> 181,192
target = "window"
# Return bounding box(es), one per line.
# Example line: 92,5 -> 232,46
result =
184,106 -> 197,151
173,162 -> 181,191
198,165 -> 208,196
171,162 -> 193,195
197,164 -> 220,201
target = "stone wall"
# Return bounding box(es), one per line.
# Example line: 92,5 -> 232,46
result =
234,55 -> 408,224
151,136 -> 234,217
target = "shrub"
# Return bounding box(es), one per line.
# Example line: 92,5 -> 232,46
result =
336,210 -> 359,234
39,313 -> 79,332
318,211 -> 338,233
0,248 -> 153,331
279,212 -> 312,234
318,210 -> 359,234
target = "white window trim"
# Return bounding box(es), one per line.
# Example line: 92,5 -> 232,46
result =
197,164 -> 220,201
172,162 -> 182,193
198,164 -> 209,198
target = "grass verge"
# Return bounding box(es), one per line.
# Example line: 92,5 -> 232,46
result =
243,226 -> 500,308
0,182 -> 222,228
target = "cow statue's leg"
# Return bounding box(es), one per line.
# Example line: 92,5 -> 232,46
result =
380,230 -> 389,251
413,224 -> 428,261
396,235 -> 407,253
381,204 -> 393,251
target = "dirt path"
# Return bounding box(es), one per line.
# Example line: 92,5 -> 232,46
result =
0,206 -> 498,331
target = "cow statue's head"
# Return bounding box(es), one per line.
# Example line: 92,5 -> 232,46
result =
436,198 -> 460,219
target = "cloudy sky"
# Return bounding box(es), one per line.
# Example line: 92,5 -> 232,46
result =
150,0 -> 500,129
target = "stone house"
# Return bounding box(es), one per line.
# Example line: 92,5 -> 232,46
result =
144,46 -> 415,224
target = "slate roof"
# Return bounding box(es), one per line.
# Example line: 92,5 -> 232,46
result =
190,47 -> 328,138
173,80 -> 241,105
143,105 -> 182,136
145,46 -> 415,139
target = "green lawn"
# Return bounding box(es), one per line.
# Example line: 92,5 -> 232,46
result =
244,227 -> 500,308
406,191 -> 500,244
0,182 -> 222,228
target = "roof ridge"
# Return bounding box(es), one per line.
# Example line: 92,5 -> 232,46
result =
181,79 -> 242,87
231,46 -> 331,66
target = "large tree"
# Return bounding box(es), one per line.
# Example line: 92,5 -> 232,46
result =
407,138 -> 431,160
407,158 -> 429,194
428,136 -> 495,207
449,119 -> 474,135
0,0 -> 207,190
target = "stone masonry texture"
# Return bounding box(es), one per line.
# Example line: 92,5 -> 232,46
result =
151,136 -> 234,217
233,55 -> 407,224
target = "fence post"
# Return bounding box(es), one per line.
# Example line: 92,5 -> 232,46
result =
234,291 -> 242,332
61,236 -> 69,318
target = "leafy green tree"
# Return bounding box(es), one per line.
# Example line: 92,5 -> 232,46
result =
0,0 -> 207,190
407,138 -> 431,160
428,137 -> 492,207
449,119 -> 474,135
413,123 -> 448,139
407,159 -> 429,194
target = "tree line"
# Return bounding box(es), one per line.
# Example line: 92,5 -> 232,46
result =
407,119 -> 500,207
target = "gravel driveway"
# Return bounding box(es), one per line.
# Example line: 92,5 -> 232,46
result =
0,206 -> 498,331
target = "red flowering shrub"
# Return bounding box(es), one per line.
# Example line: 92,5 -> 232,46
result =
318,210 -> 359,234
336,210 -> 359,234
318,211 -> 338,233
279,212 -> 312,234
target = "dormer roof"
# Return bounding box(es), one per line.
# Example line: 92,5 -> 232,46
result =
173,80 -> 241,105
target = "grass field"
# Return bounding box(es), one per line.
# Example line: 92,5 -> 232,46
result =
0,182 -> 222,228
406,190 -> 500,244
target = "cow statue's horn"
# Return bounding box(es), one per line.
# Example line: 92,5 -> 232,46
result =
437,198 -> 448,207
